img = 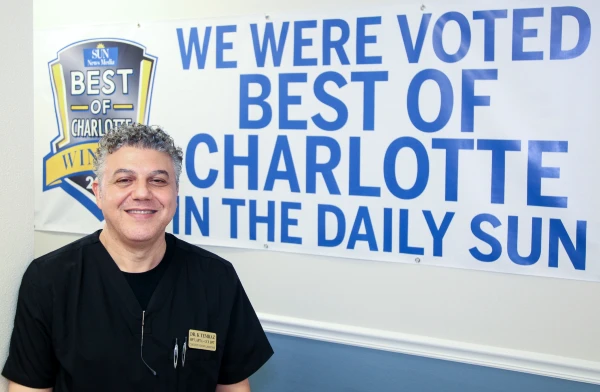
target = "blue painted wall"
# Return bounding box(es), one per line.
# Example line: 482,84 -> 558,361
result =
250,333 -> 600,392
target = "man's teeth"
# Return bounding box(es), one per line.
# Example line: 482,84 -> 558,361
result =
128,210 -> 155,214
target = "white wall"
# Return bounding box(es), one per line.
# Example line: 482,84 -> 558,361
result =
0,1 -> 33,391
33,0 -> 600,378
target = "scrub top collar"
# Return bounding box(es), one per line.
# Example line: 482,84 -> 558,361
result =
92,229 -> 182,319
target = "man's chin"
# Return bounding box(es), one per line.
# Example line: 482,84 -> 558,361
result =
117,228 -> 164,245
127,233 -> 160,243
103,219 -> 170,245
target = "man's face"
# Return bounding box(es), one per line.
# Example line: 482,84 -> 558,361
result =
92,146 -> 178,245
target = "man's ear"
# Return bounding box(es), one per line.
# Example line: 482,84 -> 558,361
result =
92,178 -> 102,209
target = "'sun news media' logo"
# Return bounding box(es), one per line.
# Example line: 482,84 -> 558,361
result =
43,39 -> 158,220
83,45 -> 119,67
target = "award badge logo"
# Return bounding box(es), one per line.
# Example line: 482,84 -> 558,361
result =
43,39 -> 157,220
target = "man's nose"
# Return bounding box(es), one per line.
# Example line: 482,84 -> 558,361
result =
132,181 -> 152,200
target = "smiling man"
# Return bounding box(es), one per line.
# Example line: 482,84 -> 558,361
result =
3,124 -> 273,391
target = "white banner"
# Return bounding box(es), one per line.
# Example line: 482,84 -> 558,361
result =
34,1 -> 599,281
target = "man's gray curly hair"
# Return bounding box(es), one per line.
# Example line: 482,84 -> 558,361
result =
93,123 -> 183,186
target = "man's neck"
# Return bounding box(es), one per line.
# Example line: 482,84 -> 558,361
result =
99,228 -> 167,273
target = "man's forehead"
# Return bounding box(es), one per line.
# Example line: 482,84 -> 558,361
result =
104,147 -> 175,174
106,147 -> 173,161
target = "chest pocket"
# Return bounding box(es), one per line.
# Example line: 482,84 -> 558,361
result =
183,343 -> 219,362
176,344 -> 220,392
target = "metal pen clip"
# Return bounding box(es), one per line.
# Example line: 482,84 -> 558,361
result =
182,337 -> 187,367
174,338 -> 179,369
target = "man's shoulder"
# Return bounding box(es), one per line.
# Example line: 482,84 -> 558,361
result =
31,230 -> 101,275
170,234 -> 237,279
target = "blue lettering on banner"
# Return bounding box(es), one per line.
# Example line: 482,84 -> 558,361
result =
473,10 -> 508,62
347,206 -> 378,251
396,13 -> 432,63
507,216 -> 542,266
318,204 -> 346,247
469,213 -> 503,262
432,12 -> 471,63
177,26 -> 212,69
306,136 -> 341,195
294,20 -> 318,66
356,16 -> 382,64
407,69 -> 453,133
250,22 -> 289,67
383,137 -> 429,200
180,133 -> 587,268
222,198 -> 246,239
186,133 -> 218,188
323,19 -> 351,65
399,209 -> 424,255
477,139 -> 521,204
550,7 -> 591,60
512,8 -> 545,61
280,73 -> 308,129
527,141 -> 568,208
315,207 -> 458,257
176,6 -> 591,68
185,196 -> 209,236
281,202 -> 303,244
239,74 -> 272,129
461,69 -> 498,132
351,71 -> 388,131
169,5 -> 593,276
173,196 -> 209,236
264,135 -> 301,192
349,137 -> 380,197
250,200 -> 276,241
423,210 -> 455,257
239,71 -> 386,131
216,25 -> 237,68
383,208 -> 393,252
549,219 -> 587,270
431,138 -> 475,202
313,71 -> 348,131
469,214 -> 586,269
224,134 -> 258,190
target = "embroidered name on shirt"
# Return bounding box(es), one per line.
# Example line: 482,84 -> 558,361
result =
189,329 -> 217,351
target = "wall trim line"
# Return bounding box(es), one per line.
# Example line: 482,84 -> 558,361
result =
259,313 -> 600,386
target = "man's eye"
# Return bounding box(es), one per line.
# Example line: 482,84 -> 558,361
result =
151,179 -> 167,185
116,178 -> 132,184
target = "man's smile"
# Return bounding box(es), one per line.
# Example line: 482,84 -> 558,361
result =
125,209 -> 158,215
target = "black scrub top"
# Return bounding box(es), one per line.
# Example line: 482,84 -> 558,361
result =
2,230 -> 274,391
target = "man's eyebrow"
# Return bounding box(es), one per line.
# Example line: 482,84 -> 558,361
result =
149,170 -> 170,177
110,169 -> 170,181
111,169 -> 169,177
112,169 -> 136,177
